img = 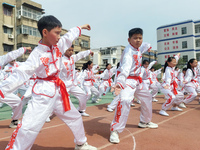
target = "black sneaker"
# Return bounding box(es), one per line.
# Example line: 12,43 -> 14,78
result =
9,120 -> 18,128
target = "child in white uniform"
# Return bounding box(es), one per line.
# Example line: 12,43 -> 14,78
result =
159,54 -> 184,116
60,45 -> 94,116
109,28 -> 158,144
0,15 -> 96,150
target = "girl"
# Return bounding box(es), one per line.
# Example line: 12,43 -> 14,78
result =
183,59 -> 200,105
98,63 -> 116,98
159,53 -> 184,116
80,61 -> 100,103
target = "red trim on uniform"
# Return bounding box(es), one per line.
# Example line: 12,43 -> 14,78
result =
127,76 -> 142,83
0,90 -> 4,98
77,26 -> 81,36
115,100 -> 122,123
6,122 -> 22,150
165,94 -> 172,106
117,82 -> 124,89
23,47 -> 26,53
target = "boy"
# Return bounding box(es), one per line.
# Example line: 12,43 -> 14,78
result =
60,45 -> 94,116
0,47 -> 31,128
0,15 -> 96,150
109,28 -> 158,144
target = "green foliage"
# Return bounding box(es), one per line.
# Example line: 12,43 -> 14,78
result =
152,63 -> 162,70
177,58 -> 187,69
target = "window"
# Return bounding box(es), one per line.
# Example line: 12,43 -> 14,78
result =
3,26 -> 13,34
182,41 -> 187,49
196,39 -> 200,47
3,44 -> 13,52
183,55 -> 188,62
3,7 -> 12,16
75,39 -> 79,45
100,50 -> 105,55
112,58 -> 116,64
21,6 -> 42,21
82,40 -> 89,48
105,49 -> 110,54
195,25 -> 200,34
181,27 -> 187,34
103,59 -> 108,65
17,25 -> 40,37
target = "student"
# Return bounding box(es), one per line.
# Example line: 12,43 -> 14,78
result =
80,61 -> 100,103
159,54 -> 184,116
149,67 -> 163,102
0,15 -> 96,150
98,63 -> 116,98
60,45 -> 94,117
140,60 -> 157,101
109,28 -> 158,144
183,59 -> 200,105
0,47 -> 31,128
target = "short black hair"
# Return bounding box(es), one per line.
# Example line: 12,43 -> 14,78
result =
37,15 -> 62,37
142,60 -> 149,65
128,28 -> 143,38
183,68 -> 187,71
71,44 -> 74,48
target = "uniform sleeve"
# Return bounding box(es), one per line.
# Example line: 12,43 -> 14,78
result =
140,67 -> 145,79
148,61 -> 157,70
57,27 -> 81,54
73,50 -> 91,62
116,48 -> 133,89
0,47 -> 25,67
140,42 -> 152,54
184,69 -> 193,83
163,68 -> 171,86
0,51 -> 39,95
110,66 -> 117,74
155,68 -> 162,76
92,65 -> 99,74
99,69 -> 106,78
174,54 -> 180,64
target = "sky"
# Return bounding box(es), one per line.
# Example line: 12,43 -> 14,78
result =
33,0 -> 200,50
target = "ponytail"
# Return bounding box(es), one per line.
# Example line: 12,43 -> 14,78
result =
163,56 -> 175,73
187,58 -> 196,76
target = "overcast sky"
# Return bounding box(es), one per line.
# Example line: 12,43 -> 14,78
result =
33,0 -> 200,50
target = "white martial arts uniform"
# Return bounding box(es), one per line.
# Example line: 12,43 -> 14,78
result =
149,68 -> 162,99
1,27 -> 88,150
80,68 -> 100,102
183,68 -> 200,104
0,47 -> 26,119
160,55 -> 184,111
60,50 -> 91,112
98,67 -> 116,98
110,42 -> 153,133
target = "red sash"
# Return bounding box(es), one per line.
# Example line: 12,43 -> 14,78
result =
171,80 -> 178,95
36,76 -> 70,112
148,78 -> 153,84
127,76 -> 142,83
85,79 -> 95,85
103,78 -> 112,86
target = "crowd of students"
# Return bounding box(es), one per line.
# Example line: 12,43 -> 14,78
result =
0,15 -> 199,150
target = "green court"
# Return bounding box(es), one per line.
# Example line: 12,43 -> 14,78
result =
0,92 -> 115,121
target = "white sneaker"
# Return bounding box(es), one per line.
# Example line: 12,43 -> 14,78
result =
137,100 -> 141,104
92,100 -> 99,103
80,112 -> 90,117
107,107 -> 114,112
171,107 -> 183,111
138,122 -> 158,129
75,142 -> 97,150
130,103 -> 135,107
109,131 -> 120,144
179,103 -> 187,108
159,110 -> 169,116
152,98 -> 158,102
0,102 -> 3,108
45,117 -> 51,123
9,120 -> 18,128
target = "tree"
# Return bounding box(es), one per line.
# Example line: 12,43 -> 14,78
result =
176,58 -> 187,69
152,63 -> 162,70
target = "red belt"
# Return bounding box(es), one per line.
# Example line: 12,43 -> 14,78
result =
85,79 -> 95,85
171,80 -> 178,95
127,76 -> 142,83
103,78 -> 112,86
37,76 -> 70,112
148,78 -> 153,84
191,79 -> 197,83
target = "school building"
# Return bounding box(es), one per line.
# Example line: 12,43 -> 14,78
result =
0,0 -> 90,67
157,19 -> 200,65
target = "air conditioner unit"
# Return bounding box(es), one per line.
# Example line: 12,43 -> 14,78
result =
8,34 -> 14,39
17,15 -> 21,19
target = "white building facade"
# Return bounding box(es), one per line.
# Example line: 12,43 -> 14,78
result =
92,45 -> 125,69
157,20 -> 200,65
